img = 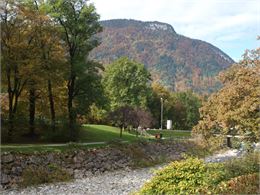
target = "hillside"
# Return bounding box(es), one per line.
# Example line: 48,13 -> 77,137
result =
90,19 -> 234,93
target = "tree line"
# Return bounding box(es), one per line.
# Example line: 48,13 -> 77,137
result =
1,0 -> 202,142
1,0 -> 103,141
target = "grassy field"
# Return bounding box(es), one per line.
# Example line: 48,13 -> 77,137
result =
1,125 -> 140,153
1,125 -> 191,153
146,130 -> 191,138
79,125 -> 139,142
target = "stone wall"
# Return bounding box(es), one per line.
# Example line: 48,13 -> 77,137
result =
1,140 -> 190,189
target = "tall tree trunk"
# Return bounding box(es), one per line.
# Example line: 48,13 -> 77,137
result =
7,93 -> 14,140
8,92 -> 19,140
67,75 -> 76,140
29,87 -> 36,135
48,80 -> 55,131
6,67 -> 25,140
120,127 -> 123,138
7,68 -> 14,140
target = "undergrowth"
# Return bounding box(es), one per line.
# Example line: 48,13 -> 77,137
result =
20,164 -> 72,187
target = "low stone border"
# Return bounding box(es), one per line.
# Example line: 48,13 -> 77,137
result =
1,140 -> 189,189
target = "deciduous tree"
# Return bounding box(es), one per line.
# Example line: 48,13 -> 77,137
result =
47,0 -> 102,139
193,47 -> 260,142
134,108 -> 154,128
1,0 -> 33,138
108,106 -> 136,137
103,57 -> 151,110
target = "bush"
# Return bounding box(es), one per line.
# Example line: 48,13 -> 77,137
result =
139,158 -> 225,194
117,140 -> 169,168
222,152 -> 259,180
231,137 -> 241,149
20,164 -> 72,187
122,143 -> 154,168
184,140 -> 212,158
191,134 -> 227,153
216,173 -> 260,194
138,152 -> 260,195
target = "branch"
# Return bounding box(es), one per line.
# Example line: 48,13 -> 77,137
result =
17,79 -> 28,97
57,17 -> 72,55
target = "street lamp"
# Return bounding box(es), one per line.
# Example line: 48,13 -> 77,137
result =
160,97 -> 163,130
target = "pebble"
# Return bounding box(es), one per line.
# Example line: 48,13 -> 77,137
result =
2,166 -> 161,195
204,149 -> 243,163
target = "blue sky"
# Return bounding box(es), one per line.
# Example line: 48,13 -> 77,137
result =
90,0 -> 259,62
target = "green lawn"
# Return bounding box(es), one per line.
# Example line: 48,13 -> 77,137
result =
146,130 -> 191,138
79,124 -> 139,142
1,125 -> 140,153
1,126 -> 191,153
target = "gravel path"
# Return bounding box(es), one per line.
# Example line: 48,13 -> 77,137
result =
3,149 -> 242,195
3,166 -> 162,195
204,149 -> 242,163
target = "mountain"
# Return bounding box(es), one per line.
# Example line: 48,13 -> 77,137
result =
90,19 -> 234,93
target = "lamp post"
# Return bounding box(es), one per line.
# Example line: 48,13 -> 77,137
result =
160,97 -> 163,130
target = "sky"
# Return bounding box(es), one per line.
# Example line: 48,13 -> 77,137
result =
90,0 -> 259,62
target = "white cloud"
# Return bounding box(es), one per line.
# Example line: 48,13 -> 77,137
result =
89,0 -> 259,60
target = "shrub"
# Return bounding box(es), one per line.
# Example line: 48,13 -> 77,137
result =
138,152 -> 260,195
222,152 -> 259,180
119,140 -> 169,168
231,137 -> 241,149
216,173 -> 260,194
191,134 -> 227,154
184,140 -> 212,158
122,144 -> 152,168
139,158 -> 225,194
20,164 -> 72,187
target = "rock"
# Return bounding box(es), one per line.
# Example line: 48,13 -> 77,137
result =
2,154 -> 14,164
0,140 -> 188,190
46,154 -> 54,163
73,153 -> 85,164
84,170 -> 93,177
78,162 -> 84,168
66,168 -> 74,176
28,156 -> 41,164
74,170 -> 84,179
11,167 -> 22,176
1,173 -> 11,184
72,156 -> 78,163
85,162 -> 94,170
104,163 -> 112,170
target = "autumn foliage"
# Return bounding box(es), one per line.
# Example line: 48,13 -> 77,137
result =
193,48 -> 260,141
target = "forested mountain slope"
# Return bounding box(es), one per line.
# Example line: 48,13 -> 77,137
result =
90,19 -> 234,93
